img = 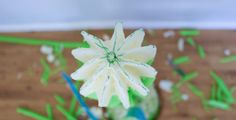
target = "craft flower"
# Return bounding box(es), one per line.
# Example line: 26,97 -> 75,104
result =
71,23 -> 157,109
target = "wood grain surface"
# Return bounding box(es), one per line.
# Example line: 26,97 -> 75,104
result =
0,30 -> 236,120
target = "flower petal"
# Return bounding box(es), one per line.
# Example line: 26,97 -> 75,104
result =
122,45 -> 157,63
111,22 -> 125,51
80,66 -> 107,96
81,31 -> 108,52
71,48 -> 101,63
97,72 -> 114,107
111,67 -> 130,109
122,60 -> 157,78
70,59 -> 103,80
117,65 -> 149,96
118,29 -> 145,51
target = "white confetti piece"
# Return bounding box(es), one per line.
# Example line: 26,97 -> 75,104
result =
182,94 -> 189,101
224,49 -> 231,56
159,80 -> 173,93
47,54 -> 55,63
163,30 -> 175,38
178,38 -> 185,52
40,45 -> 53,55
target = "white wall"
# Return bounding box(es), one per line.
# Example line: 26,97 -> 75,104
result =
0,0 -> 236,31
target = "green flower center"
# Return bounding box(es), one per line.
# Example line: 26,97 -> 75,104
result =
106,51 -> 118,64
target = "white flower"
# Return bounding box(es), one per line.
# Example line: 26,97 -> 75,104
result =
71,23 -> 158,109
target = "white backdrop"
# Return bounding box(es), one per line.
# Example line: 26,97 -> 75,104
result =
0,0 -> 236,32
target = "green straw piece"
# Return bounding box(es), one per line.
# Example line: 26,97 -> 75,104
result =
187,83 -> 204,98
220,55 -> 236,63
56,105 -> 77,120
210,71 -> 235,104
176,72 -> 199,87
173,56 -> 190,65
45,104 -> 53,120
179,30 -> 200,36
0,35 -> 89,48
54,95 -> 66,105
197,45 -> 206,59
207,100 -> 230,110
186,37 -> 196,47
17,108 -> 49,120
69,96 -> 77,114
40,58 -> 51,85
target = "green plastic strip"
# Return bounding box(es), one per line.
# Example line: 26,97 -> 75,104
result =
40,58 -> 51,85
17,108 -> 49,120
0,35 -> 89,48
210,71 -> 235,104
176,72 -> 198,87
45,104 -> 53,120
186,37 -> 196,47
179,30 -> 200,36
173,56 -> 190,65
187,83 -> 204,98
220,55 -> 236,63
197,45 -> 206,59
207,100 -> 230,110
56,105 -> 77,120
54,95 -> 66,105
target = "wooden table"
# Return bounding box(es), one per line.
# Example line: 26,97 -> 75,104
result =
0,30 -> 236,120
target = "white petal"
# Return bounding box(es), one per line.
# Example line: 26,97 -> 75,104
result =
118,29 -> 145,51
97,72 -> 114,107
80,66 -> 107,96
122,45 -> 157,63
111,22 -> 125,51
81,31 -> 107,52
122,60 -> 157,78
111,67 -> 130,109
117,65 -> 149,96
71,48 -> 101,63
70,59 -> 103,80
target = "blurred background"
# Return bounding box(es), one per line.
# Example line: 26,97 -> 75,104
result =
0,0 -> 236,32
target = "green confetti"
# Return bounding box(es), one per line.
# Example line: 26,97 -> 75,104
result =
220,55 -> 236,63
54,95 -> 65,105
210,71 -> 235,104
40,58 -> 51,85
186,37 -> 196,47
197,45 -> 206,59
187,83 -> 204,98
207,100 -> 230,110
56,105 -> 77,120
0,35 -> 89,48
179,29 -> 200,36
69,96 -> 77,114
176,72 -> 198,87
45,104 -> 53,120
173,56 -> 190,65
17,108 -> 49,120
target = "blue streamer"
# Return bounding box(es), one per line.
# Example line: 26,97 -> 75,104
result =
61,72 -> 98,120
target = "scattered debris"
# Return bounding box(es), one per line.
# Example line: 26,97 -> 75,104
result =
182,94 -> 189,101
40,45 -> 53,55
224,49 -> 231,56
163,30 -> 175,38
159,80 -> 173,93
178,38 -> 185,52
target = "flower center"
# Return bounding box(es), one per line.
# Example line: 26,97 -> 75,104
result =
106,51 -> 117,64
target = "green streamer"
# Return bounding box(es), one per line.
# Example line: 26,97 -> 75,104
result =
173,56 -> 190,65
56,105 -> 77,120
54,95 -> 65,105
45,104 -> 53,120
197,45 -> 206,59
179,29 -> 200,36
0,35 -> 89,48
220,55 -> 236,63
176,72 -> 198,87
210,71 -> 235,104
187,83 -> 204,98
186,37 -> 196,47
207,100 -> 230,110
17,108 -> 49,120
40,58 -> 51,85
